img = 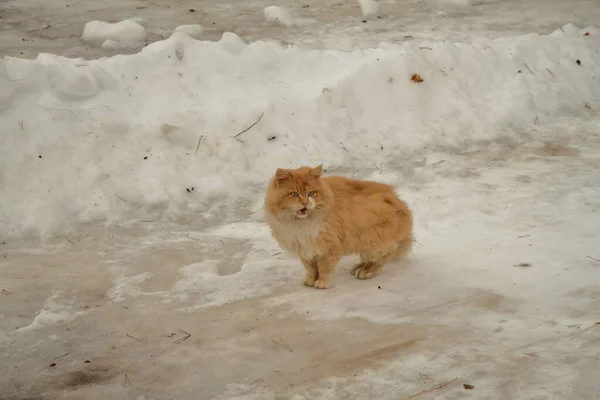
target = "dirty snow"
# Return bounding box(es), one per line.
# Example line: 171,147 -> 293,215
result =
1,0 -> 600,399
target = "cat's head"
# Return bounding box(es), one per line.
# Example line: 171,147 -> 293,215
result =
265,165 -> 332,220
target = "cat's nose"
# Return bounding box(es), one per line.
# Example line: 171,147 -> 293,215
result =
301,200 -> 308,206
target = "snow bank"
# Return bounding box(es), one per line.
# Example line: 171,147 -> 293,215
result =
81,19 -> 147,43
1,25 -> 599,238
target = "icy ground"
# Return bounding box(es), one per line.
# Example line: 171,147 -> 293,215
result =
2,0 -> 600,399
2,127 -> 600,399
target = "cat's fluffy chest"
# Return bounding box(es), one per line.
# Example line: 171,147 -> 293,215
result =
267,215 -> 323,260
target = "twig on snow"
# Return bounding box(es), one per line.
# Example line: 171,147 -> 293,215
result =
173,329 -> 191,344
185,233 -> 200,241
115,194 -> 128,203
570,322 -> 600,340
123,373 -> 132,387
126,333 -> 146,343
233,113 -> 264,142
192,135 -> 204,155
400,378 -> 457,399
271,338 -> 293,352
586,255 -> 600,263
52,352 -> 70,360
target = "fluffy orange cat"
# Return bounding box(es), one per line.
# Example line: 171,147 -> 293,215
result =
264,165 -> 413,289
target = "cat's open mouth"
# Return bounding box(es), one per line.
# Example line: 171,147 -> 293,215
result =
296,207 -> 309,217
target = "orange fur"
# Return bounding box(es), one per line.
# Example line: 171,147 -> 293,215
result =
264,165 -> 413,289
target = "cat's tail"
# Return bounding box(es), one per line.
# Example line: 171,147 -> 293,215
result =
388,193 -> 414,261
388,233 -> 415,262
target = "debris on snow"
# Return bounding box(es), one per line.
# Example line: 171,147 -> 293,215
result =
411,73 -> 424,82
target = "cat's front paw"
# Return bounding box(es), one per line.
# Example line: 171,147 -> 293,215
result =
303,274 -> 316,287
313,279 -> 332,289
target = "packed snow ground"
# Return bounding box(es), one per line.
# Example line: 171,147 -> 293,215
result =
1,0 -> 600,399
1,126 -> 600,399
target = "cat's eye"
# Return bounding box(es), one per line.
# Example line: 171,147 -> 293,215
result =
290,192 -> 299,198
307,191 -> 315,197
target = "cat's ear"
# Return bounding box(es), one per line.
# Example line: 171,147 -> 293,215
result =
275,168 -> 291,186
309,165 -> 323,179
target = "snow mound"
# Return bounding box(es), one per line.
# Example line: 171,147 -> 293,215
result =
1,24 -> 599,238
81,19 -> 147,43
264,6 -> 294,27
218,32 -> 247,55
358,0 -> 380,19
173,24 -> 204,39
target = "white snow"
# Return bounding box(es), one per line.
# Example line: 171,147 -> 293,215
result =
358,0 -> 380,19
81,19 -> 147,44
1,24 -> 599,238
263,5 -> 295,27
217,31 -> 248,55
101,39 -> 142,50
173,24 -> 204,39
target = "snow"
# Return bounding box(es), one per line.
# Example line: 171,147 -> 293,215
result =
15,292 -> 86,333
81,20 -> 147,44
263,5 -> 295,27
358,0 -> 380,20
173,24 -> 205,39
1,0 -> 600,399
101,39 -> 143,50
1,24 -> 599,238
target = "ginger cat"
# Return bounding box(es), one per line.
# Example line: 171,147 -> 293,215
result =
264,165 -> 413,289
